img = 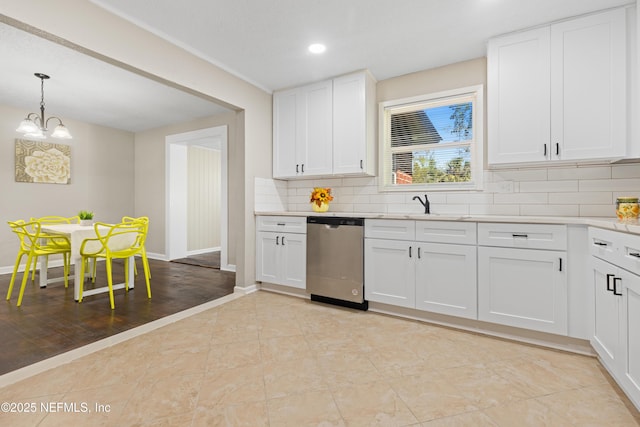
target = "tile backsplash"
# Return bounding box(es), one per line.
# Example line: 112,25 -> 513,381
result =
255,163 -> 640,218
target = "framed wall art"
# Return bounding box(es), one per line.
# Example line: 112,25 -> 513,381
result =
15,139 -> 71,184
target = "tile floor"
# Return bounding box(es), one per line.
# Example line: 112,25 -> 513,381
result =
1,291 -> 639,426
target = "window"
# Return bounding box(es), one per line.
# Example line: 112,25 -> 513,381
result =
379,85 -> 483,191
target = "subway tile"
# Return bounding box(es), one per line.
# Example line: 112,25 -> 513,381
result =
341,177 -> 377,187
485,181 -> 515,193
519,180 -> 578,193
579,178 -> 640,192
446,193 -> 494,204
494,193 -> 548,205
470,204 -> 520,216
611,164 -> 640,179
386,204 -> 425,214
548,192 -> 612,205
490,168 -> 548,182
354,203 -> 387,213
547,166 -> 611,181
579,205 -> 616,218
524,204 -> 579,216
430,204 -> 470,215
369,194 -> 406,204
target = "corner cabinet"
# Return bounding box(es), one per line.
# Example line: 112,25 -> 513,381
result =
273,70 -> 376,179
477,223 -> 568,335
255,216 -> 306,289
588,227 -> 640,408
488,7 -> 629,166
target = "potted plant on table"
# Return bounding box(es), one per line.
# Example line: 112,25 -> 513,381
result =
78,210 -> 94,226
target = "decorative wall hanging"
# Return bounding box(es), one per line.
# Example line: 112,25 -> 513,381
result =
15,139 -> 71,184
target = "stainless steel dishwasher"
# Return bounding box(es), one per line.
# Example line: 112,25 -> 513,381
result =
306,216 -> 367,310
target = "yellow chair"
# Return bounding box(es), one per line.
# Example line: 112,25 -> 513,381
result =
6,220 -> 70,306
78,221 -> 151,309
30,215 -> 79,281
122,216 -> 151,279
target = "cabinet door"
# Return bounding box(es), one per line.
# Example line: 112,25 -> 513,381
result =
550,8 -> 626,161
478,246 -> 567,335
590,257 -> 621,369
487,27 -> 551,165
256,231 -> 280,283
415,243 -> 477,319
280,233 -> 307,289
273,89 -> 299,178
299,80 -> 333,176
365,238 -> 415,308
333,72 -> 366,174
619,268 -> 640,405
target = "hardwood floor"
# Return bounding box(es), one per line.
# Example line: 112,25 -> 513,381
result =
0,258 -> 235,375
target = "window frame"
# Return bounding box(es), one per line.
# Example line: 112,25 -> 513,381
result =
378,84 -> 484,192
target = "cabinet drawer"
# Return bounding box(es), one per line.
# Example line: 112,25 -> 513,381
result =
365,219 -> 415,241
590,227 -> 640,274
256,216 -> 306,233
415,221 -> 476,245
478,223 -> 567,250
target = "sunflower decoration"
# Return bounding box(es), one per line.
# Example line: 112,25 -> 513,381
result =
310,187 -> 334,207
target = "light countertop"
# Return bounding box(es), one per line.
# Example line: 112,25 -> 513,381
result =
255,211 -> 640,235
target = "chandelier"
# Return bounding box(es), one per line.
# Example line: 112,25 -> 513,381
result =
16,73 -> 72,139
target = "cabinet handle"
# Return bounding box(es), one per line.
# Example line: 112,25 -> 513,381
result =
512,234 -> 528,238
282,236 -> 286,246
301,164 -> 304,173
613,277 -> 622,296
629,252 -> 640,258
594,242 -> 608,247
606,274 -> 614,292
418,247 -> 421,259
409,246 -> 412,258
276,236 -> 280,245
556,143 -> 559,156
277,223 -> 286,226
543,144 -> 547,157
296,164 -> 299,173
559,258 -> 562,272
360,159 -> 363,169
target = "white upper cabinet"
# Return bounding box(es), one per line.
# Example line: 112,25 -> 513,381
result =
273,70 -> 376,179
488,7 -> 629,166
273,80 -> 333,178
333,71 -> 376,175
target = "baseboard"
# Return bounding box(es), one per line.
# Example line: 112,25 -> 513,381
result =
234,284 -> 258,295
187,247 -> 221,256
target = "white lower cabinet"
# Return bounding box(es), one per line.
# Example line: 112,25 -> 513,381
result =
478,246 -> 567,334
364,220 -> 477,318
255,216 -> 307,289
589,227 -> 640,408
364,238 -> 415,308
415,243 -> 477,319
477,223 -> 568,335
256,231 -> 306,289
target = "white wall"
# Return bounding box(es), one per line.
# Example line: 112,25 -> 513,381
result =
0,104 -> 135,272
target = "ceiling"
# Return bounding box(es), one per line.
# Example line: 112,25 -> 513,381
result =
1,0 -> 633,133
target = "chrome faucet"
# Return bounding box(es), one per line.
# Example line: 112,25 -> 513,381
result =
413,194 -> 430,214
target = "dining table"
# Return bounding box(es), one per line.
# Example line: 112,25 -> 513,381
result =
39,223 -> 134,301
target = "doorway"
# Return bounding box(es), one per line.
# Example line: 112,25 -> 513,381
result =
165,126 -> 231,271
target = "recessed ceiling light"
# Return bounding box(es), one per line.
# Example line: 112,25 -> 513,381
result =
308,43 -> 326,54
